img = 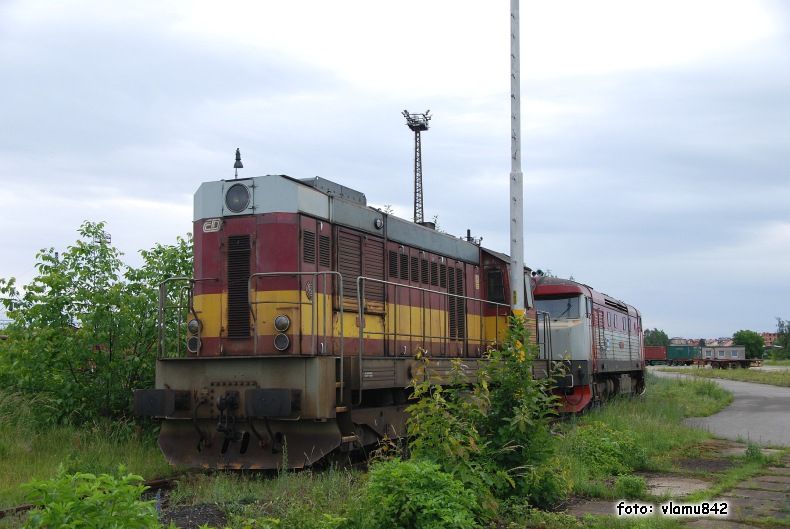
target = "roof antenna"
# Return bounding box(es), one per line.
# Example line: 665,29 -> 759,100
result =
233,148 -> 243,179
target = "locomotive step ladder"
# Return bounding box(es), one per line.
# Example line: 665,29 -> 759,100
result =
335,356 -> 358,444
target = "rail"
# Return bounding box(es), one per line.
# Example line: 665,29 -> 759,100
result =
355,276 -> 511,404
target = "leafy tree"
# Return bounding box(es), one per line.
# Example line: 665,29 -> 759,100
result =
644,328 -> 669,347
775,318 -> 790,359
698,338 -> 706,347
732,330 -> 764,359
0,221 -> 192,423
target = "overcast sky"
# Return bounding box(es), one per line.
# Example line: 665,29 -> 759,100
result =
1,0 -> 788,337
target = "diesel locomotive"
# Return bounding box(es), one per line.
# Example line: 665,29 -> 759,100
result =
533,277 -> 645,412
134,173 -> 644,469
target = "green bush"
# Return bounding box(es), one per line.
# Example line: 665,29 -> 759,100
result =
0,221 -> 192,423
520,455 -> 572,507
22,466 -> 160,529
356,459 -> 479,529
567,421 -> 647,476
613,474 -> 647,499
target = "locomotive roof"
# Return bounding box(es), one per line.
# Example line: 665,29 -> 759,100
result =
194,174 -> 481,264
533,276 -> 640,317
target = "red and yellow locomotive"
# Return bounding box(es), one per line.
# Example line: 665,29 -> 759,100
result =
136,174 -> 536,469
134,173 -> 644,469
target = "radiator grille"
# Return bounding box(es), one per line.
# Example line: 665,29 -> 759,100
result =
448,267 -> 466,341
399,254 -> 409,281
227,235 -> 251,338
319,235 -> 331,267
303,230 -> 316,263
388,250 -> 398,278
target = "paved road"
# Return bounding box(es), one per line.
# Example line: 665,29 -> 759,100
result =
652,369 -> 790,447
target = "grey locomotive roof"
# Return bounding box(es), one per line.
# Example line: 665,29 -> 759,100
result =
194,174 -> 480,264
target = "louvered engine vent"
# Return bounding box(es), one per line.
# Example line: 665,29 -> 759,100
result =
227,235 -> 251,338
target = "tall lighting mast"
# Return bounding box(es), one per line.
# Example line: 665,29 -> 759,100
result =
509,0 -> 525,316
402,109 -> 431,224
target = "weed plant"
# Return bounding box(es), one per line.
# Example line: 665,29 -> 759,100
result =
404,316 -> 568,514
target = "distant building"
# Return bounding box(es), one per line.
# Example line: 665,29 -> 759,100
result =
762,332 -> 778,347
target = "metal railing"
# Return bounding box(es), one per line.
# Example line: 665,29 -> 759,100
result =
536,310 -> 553,362
157,277 -> 217,358
158,277 -> 194,358
355,276 -> 511,401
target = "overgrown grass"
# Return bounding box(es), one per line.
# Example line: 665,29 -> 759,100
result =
169,469 -> 360,527
558,374 -> 732,498
664,366 -> 790,387
764,359 -> 790,367
0,392 -> 173,509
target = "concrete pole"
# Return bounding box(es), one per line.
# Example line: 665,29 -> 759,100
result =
510,0 -> 525,316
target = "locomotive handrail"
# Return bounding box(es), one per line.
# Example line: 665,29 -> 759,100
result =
247,271 -> 344,403
536,310 -> 553,363
157,276 -> 218,358
158,277 -> 193,358
355,276 -> 512,406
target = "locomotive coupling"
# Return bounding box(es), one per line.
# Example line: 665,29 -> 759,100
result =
216,390 -> 241,442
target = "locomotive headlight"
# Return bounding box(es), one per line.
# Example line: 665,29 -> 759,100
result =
225,183 -> 250,213
274,333 -> 290,351
187,336 -> 201,353
187,318 -> 201,335
274,314 -> 290,332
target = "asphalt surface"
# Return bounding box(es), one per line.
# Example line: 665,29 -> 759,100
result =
652,369 -> 790,447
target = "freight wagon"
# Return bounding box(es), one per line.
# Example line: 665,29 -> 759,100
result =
644,345 -> 666,365
666,345 -> 700,366
696,346 -> 762,369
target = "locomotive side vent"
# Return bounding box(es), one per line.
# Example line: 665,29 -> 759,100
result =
388,251 -> 398,278
420,258 -> 429,284
410,256 -> 419,282
227,235 -> 251,338
319,235 -> 331,267
303,230 -> 316,264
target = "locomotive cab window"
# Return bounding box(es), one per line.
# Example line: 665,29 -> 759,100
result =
486,269 -> 505,303
535,295 -> 580,320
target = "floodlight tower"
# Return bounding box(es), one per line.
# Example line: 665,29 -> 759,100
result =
402,110 -> 432,224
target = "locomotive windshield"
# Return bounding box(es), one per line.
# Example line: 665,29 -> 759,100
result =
535,296 -> 580,320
